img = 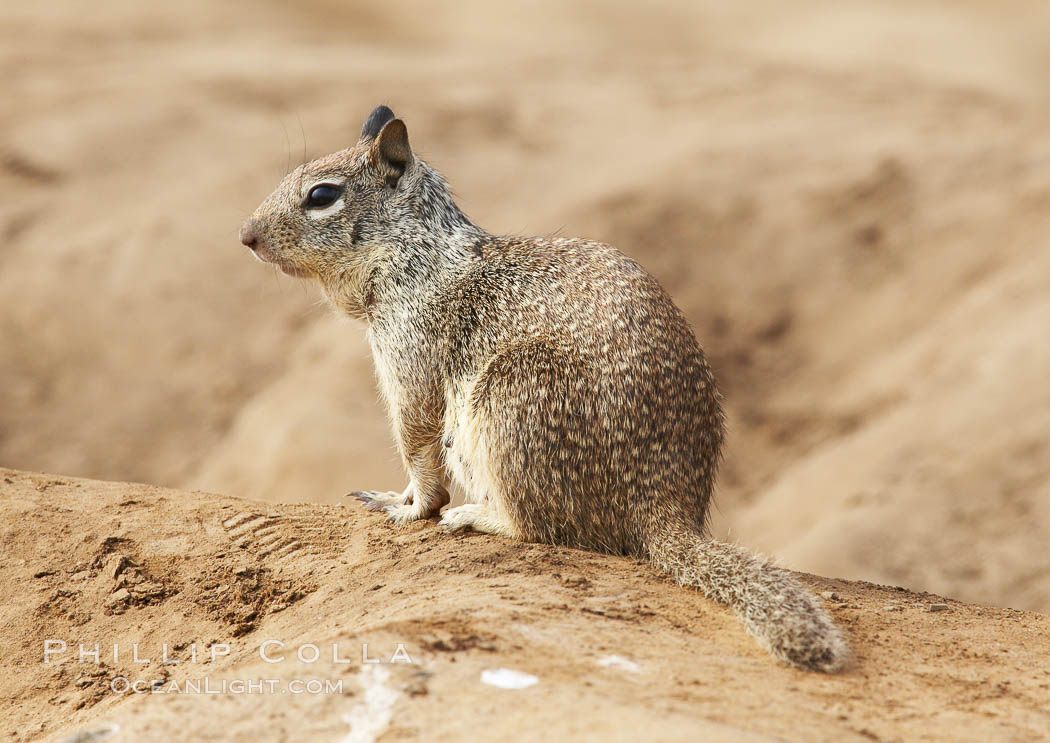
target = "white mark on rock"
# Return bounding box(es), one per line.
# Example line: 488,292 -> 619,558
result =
480,668 -> 539,689
58,724 -> 120,743
341,665 -> 399,743
597,655 -> 641,673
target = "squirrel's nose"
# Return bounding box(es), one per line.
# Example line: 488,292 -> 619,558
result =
239,218 -> 262,249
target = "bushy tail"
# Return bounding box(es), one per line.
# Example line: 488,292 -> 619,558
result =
648,526 -> 848,672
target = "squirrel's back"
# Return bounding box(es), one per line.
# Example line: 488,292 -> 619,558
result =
432,236 -> 722,554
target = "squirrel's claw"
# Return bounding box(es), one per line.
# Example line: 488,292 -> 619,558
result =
349,490 -> 388,512
349,489 -> 414,512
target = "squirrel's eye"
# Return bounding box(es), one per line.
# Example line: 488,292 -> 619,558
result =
303,184 -> 343,209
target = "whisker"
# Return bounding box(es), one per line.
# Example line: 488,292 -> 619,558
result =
297,113 -> 308,167
281,117 -> 292,177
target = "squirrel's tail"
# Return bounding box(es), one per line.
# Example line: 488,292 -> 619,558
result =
647,525 -> 848,672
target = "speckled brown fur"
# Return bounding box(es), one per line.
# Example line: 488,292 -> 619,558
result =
239,106 -> 848,672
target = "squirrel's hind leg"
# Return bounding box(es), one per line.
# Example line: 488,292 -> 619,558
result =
438,503 -> 516,537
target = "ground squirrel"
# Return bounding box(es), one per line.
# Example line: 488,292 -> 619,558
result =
239,105 -> 848,672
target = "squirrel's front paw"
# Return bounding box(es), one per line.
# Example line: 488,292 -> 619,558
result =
349,488 -> 413,512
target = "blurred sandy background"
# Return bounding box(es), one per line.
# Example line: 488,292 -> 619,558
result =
2,0 -> 1049,611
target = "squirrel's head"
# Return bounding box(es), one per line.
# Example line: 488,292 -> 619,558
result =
240,105 -> 435,316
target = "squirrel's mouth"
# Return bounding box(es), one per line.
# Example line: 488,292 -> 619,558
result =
250,246 -> 314,279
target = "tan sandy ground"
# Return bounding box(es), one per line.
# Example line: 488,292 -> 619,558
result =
4,468 -> 1050,743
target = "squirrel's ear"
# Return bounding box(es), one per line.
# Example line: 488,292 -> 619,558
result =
360,105 -> 395,142
372,118 -> 412,188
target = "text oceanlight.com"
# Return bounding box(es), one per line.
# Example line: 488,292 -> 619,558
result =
109,677 -> 344,695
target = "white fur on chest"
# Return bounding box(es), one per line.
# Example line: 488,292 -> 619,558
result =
367,329 -> 407,437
